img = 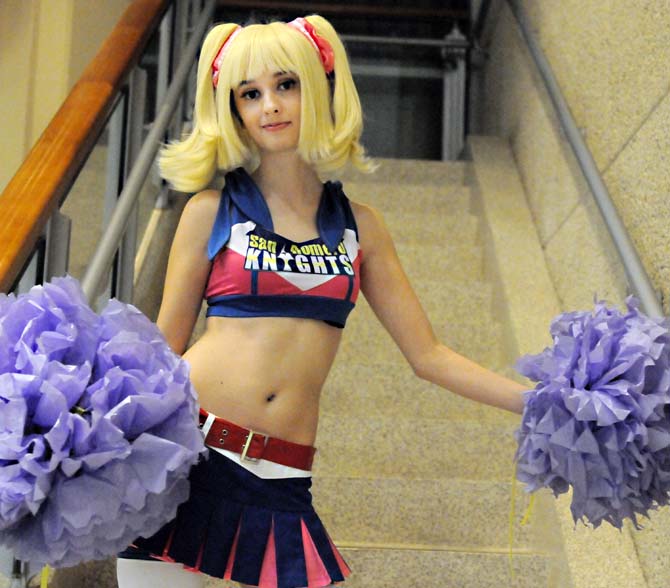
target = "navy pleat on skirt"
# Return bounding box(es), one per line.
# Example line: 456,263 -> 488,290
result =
119,449 -> 350,588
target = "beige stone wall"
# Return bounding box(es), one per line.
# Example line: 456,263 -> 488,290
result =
0,0 -> 131,192
478,0 -> 670,316
69,0 -> 134,86
0,1 -> 42,193
478,2 -> 670,586
31,1 -> 76,150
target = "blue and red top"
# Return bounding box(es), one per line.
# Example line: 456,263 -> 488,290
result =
205,168 -> 361,328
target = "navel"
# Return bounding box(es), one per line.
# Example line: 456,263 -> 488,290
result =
266,392 -> 277,403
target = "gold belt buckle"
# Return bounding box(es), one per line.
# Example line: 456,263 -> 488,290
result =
241,429 -> 268,462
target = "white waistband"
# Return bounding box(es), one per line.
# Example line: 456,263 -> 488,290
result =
201,412 -> 312,480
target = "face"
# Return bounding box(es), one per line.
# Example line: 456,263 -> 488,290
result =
233,70 -> 301,155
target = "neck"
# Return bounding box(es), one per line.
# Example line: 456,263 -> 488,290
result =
252,151 -> 322,205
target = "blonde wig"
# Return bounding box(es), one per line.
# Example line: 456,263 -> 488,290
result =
159,15 -> 373,192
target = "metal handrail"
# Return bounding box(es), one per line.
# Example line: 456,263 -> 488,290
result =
472,0 -> 494,42
505,0 -> 663,317
341,34 -> 468,49
80,0 -> 215,302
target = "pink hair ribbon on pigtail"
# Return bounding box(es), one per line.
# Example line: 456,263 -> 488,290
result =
287,18 -> 335,74
212,26 -> 242,88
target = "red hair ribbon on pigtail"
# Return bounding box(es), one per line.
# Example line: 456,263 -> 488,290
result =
287,18 -> 335,74
212,26 -> 242,88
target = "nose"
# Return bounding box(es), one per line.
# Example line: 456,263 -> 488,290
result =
262,92 -> 280,114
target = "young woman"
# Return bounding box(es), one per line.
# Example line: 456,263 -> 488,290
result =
116,14 -> 526,588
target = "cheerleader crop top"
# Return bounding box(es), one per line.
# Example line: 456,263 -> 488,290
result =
204,168 -> 361,328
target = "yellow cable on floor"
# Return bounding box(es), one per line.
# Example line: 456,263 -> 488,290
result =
41,565 -> 50,588
521,492 -> 535,526
508,467 -> 518,581
509,466 -> 535,583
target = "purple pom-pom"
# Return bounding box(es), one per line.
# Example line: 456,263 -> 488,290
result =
515,297 -> 670,528
0,278 -> 100,531
0,276 -> 205,567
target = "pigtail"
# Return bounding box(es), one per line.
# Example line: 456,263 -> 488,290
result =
304,15 -> 375,174
158,23 -> 244,192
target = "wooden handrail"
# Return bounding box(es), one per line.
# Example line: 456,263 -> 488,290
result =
218,0 -> 468,21
0,0 -> 171,293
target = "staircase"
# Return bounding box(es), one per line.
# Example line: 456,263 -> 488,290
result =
308,158 -> 549,587
42,143 -> 558,588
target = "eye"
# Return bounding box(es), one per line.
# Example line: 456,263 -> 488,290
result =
240,88 -> 260,100
278,78 -> 298,91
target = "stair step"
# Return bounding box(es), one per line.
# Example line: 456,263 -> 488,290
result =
47,547 -> 549,588
339,321 -> 506,371
384,210 -> 481,246
335,547 -> 548,588
396,240 -> 484,282
341,297 -> 507,370
339,158 -> 468,185
313,476 -> 533,549
411,276 -> 494,322
197,548 -> 550,588
343,181 -> 472,216
322,362 -> 520,426
394,272 -> 493,309
338,316 -> 505,370
313,416 -> 517,481
46,558 -> 116,588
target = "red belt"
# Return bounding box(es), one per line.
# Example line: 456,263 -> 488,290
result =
199,410 -> 316,471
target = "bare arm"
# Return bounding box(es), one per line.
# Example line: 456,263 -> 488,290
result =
354,202 -> 525,414
156,189 -> 220,355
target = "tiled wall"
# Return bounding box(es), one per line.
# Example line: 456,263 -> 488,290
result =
477,0 -> 670,316
478,2 -> 670,586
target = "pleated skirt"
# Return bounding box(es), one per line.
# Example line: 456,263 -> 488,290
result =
119,448 -> 350,588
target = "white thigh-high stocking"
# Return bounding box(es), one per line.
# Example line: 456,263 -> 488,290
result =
117,558 -> 205,588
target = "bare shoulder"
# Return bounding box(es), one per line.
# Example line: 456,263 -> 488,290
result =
349,200 -> 393,252
181,189 -> 220,223
350,200 -> 387,234
171,189 -> 221,255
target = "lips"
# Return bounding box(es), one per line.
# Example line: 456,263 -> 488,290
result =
262,122 -> 291,131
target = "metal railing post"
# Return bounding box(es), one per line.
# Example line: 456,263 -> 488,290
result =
102,95 -> 127,305
13,245 -> 43,295
116,66 -> 148,303
9,175 -> 70,299
156,5 -> 173,113
155,4 -> 174,210
44,211 -> 72,281
174,0 -> 190,125
442,26 -> 468,160
183,0 -> 201,118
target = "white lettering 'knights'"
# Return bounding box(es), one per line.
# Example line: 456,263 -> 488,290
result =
244,229 -> 353,278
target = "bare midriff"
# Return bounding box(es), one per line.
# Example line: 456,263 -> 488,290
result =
183,316 -> 343,446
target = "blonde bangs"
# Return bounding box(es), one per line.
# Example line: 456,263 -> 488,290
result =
220,24 -> 310,90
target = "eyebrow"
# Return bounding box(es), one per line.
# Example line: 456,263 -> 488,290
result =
238,71 -> 290,87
